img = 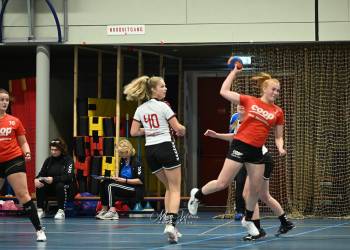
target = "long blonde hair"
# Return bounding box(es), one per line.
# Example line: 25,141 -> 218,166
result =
123,75 -> 163,102
251,73 -> 280,94
118,139 -> 136,156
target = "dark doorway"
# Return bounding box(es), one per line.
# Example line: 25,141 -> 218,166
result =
197,77 -> 231,206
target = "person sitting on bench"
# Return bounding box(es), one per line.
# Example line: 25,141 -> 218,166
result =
35,138 -> 76,220
96,139 -> 144,220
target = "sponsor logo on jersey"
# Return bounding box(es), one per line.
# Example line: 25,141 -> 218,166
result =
0,127 -> 12,136
171,141 -> 179,161
67,163 -> 73,174
251,105 -> 275,120
231,150 -> 243,158
137,166 -> 142,176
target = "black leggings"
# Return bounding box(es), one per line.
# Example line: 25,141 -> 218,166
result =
36,182 -> 69,210
99,179 -> 136,207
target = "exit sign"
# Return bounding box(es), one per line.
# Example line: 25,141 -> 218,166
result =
107,25 -> 145,35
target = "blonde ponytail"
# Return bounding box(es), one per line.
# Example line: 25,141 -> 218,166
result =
123,75 -> 164,102
251,72 -> 272,90
123,76 -> 150,101
252,72 -> 280,94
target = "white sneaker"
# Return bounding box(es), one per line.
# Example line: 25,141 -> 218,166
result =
54,209 -> 65,220
241,217 -> 259,236
100,210 -> 119,220
36,229 -> 47,242
95,210 -> 108,219
188,188 -> 199,215
164,225 -> 179,244
165,227 -> 182,238
37,208 -> 45,219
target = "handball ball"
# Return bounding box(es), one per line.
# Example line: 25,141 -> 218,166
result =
227,56 -> 243,70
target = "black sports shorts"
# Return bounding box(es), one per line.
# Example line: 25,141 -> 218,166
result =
145,141 -> 181,174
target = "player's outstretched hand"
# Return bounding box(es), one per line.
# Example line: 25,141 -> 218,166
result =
279,148 -> 287,156
204,129 -> 217,138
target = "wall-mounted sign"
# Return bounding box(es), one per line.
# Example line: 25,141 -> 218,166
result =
107,25 -> 145,35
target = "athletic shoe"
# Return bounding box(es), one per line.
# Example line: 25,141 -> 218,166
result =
54,209 -> 65,220
276,221 -> 295,236
188,188 -> 199,215
241,217 -> 259,236
234,213 -> 244,221
163,225 -> 182,238
176,229 -> 182,238
242,228 -> 266,241
95,210 -> 107,219
37,208 -> 45,219
100,210 -> 119,220
164,224 -> 179,244
36,229 -> 47,242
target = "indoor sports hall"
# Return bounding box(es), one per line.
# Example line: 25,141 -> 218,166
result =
0,1 -> 349,249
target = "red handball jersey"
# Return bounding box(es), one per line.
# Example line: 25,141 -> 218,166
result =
234,95 -> 284,147
0,114 -> 26,163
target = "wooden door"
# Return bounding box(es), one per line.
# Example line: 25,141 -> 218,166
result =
197,77 -> 231,206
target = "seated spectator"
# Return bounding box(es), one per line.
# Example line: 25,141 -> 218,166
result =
96,139 -> 144,220
35,138 -> 76,220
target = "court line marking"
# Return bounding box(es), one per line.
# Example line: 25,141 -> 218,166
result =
222,222 -> 350,249
149,226 -> 278,249
2,218 -> 349,249
7,246 -> 146,249
199,219 -> 234,235
150,222 -> 350,249
0,230 -> 236,236
0,220 -> 238,227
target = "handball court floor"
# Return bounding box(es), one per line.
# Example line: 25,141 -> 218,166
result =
1,212 -> 350,250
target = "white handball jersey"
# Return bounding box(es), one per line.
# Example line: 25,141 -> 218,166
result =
133,99 -> 176,146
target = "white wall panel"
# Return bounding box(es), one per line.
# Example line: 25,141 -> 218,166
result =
1,0 -> 349,44
319,0 -> 350,40
319,22 -> 350,41
319,0 -> 349,22
187,0 -> 314,23
62,23 -> 315,44
2,0 -> 28,26
68,0 -> 187,25
35,0 -> 64,26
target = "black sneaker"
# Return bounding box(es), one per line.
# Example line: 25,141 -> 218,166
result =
275,221 -> 295,236
242,228 -> 266,241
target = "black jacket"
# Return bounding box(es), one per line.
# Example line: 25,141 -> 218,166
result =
36,155 -> 75,184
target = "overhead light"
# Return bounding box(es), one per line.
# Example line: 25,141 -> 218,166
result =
238,56 -> 251,65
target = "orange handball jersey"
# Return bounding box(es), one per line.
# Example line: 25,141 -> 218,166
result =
0,114 -> 26,163
234,95 -> 284,147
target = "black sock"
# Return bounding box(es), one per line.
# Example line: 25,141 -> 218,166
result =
194,189 -> 204,200
252,219 -> 261,229
278,213 -> 288,226
23,200 -> 42,231
166,213 -> 178,227
245,210 -> 254,221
